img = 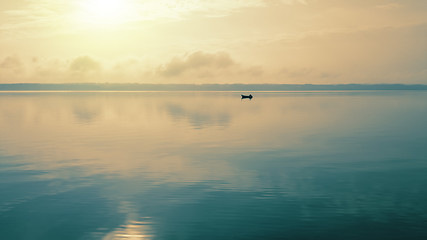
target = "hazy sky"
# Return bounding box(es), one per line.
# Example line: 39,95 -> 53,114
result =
0,0 -> 426,84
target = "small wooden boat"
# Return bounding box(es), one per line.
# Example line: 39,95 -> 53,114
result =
241,94 -> 253,99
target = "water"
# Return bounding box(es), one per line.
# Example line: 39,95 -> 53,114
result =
1,91 -> 426,240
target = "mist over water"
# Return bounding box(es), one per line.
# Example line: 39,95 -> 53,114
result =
1,91 -> 427,239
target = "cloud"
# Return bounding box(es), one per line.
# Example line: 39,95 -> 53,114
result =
158,51 -> 234,77
264,23 -> 427,83
278,67 -> 340,82
0,0 -> 310,38
150,51 -> 265,83
0,55 -> 23,73
0,55 -> 102,83
0,56 -> 26,81
0,30 -> 424,85
0,52 -> 246,83
375,3 -> 402,10
0,1 -> 73,39
238,66 -> 264,77
69,56 -> 101,73
263,0 -> 309,5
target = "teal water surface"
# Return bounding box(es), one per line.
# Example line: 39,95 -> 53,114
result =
1,91 -> 427,239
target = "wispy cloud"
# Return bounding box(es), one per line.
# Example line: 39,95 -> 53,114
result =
0,0 -> 75,38
375,3 -> 402,10
0,0 -> 310,36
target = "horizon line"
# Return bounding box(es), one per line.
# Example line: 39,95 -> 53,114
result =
1,83 -> 426,91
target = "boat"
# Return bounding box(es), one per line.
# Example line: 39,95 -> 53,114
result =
241,94 -> 253,99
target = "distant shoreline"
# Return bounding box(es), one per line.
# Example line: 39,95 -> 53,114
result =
0,83 -> 426,91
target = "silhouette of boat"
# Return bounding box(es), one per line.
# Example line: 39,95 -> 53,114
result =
241,94 -> 253,99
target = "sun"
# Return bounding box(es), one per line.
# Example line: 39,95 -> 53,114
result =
77,0 -> 133,26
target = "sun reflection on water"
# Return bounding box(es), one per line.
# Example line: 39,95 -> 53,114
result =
103,218 -> 154,240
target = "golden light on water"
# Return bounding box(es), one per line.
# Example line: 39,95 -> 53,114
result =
102,219 -> 154,240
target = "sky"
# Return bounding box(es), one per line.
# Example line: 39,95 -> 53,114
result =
0,0 -> 426,84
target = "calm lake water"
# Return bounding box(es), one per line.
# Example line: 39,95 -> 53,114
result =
1,91 -> 427,240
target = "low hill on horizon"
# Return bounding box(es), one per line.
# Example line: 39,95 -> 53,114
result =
1,83 -> 427,91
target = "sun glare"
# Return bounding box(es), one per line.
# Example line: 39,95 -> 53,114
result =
77,0 -> 132,26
